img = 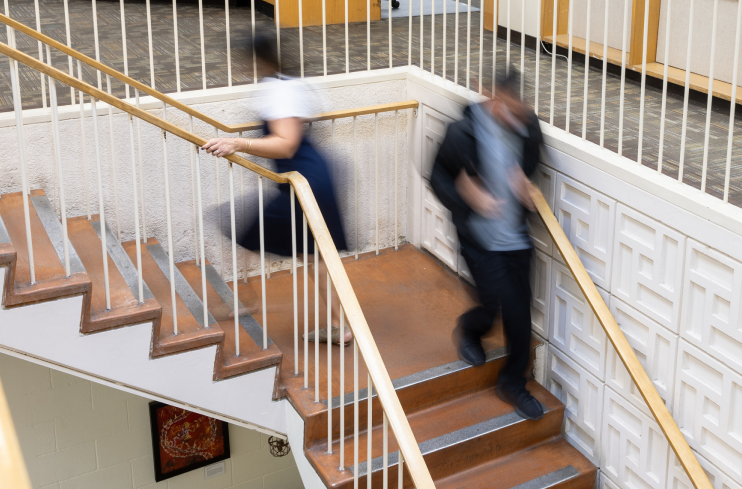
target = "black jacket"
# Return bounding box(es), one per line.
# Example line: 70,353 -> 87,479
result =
430,103 -> 543,246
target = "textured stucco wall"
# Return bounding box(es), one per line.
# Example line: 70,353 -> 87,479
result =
0,77 -> 410,281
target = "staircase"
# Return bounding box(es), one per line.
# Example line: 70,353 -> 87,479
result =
0,187 -> 595,488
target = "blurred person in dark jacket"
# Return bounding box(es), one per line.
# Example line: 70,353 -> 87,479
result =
430,69 -> 543,420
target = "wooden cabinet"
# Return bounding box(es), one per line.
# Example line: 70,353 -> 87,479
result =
260,0 -> 381,27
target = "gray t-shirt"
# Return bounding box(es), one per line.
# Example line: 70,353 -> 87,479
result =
467,103 -> 532,252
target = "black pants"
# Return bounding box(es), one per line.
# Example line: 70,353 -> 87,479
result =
460,241 -> 533,391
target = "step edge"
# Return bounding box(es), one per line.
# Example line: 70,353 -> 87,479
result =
30,195 -> 85,274
510,465 -> 580,489
0,213 -> 10,244
91,220 -> 155,301
145,243 -> 217,328
323,346 -> 509,409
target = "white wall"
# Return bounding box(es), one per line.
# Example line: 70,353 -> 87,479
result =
407,71 -> 742,489
0,353 -> 303,489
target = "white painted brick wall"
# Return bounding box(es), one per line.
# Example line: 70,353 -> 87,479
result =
0,353 -> 303,489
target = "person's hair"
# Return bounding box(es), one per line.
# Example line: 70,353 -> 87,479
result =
495,67 -> 520,98
251,31 -> 279,71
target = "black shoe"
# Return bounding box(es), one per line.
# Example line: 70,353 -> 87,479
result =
495,384 -> 544,420
453,325 -> 486,366
392,0 -> 400,7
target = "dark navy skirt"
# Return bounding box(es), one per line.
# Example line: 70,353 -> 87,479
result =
239,132 -> 348,257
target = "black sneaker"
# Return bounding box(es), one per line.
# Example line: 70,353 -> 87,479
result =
495,384 -> 544,420
452,325 -> 486,366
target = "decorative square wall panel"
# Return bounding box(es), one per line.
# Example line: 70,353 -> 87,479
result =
599,472 -> 621,489
528,166 -> 557,256
550,260 -> 609,380
667,450 -> 742,489
602,387 -> 669,488
554,174 -> 616,290
673,341 -> 742,483
421,106 -> 453,180
611,204 -> 686,333
605,298 -> 677,417
422,183 -> 458,272
546,345 -> 604,464
679,240 -> 742,375
531,250 -> 552,339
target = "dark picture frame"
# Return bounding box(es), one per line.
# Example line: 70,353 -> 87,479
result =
148,402 -> 231,482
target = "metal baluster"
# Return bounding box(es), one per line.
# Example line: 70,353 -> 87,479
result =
63,0 -> 74,104
91,97 -> 109,307
398,450 -> 404,488
520,0 -> 524,97
565,0 -> 574,133
492,0 -> 498,94
199,0 -> 206,89
367,374 -> 373,489
128,113 -> 144,303
375,113 -> 379,255
354,116 -> 358,259
9,42 -> 36,283
226,0 -> 232,86
339,307 -> 346,470
657,0 -> 672,169
479,0 -> 484,94
135,91 -> 147,243
304,213 -> 309,387
346,0 -> 350,72
324,0 -> 328,75
535,0 -> 542,113
242,162 -> 248,281
119,0 -> 130,99
466,0 -> 471,87
189,117 -> 199,265
49,74 -> 71,276
409,0 -> 413,67
300,0 -> 305,77
431,0 -> 435,75
455,0 -> 459,84
93,0 -> 102,90
146,0 -> 155,88
636,0 -> 651,163
78,62 -> 91,220
389,0 -> 393,69
33,0 -> 46,108
599,0 -> 609,147
315,243 -> 320,401
196,146 -> 209,330
354,340 -> 359,489
173,0 -> 181,92
259,176 -> 267,349
292,187 -> 299,374
229,162 -> 239,354
327,271 -> 333,453
368,0 -> 372,71
582,0 -> 592,140
678,0 -> 696,180
701,0 -> 720,192
276,0 -> 281,70
214,129 -> 225,277
104,73 -> 121,240
549,0 -> 557,124
618,0 -> 631,155
162,130 -> 178,334
252,0 -> 257,83
443,0 -> 447,80
724,0 -> 742,202
383,412 -> 389,488
420,0 -> 423,70
394,111 -> 398,251
506,0 -> 511,71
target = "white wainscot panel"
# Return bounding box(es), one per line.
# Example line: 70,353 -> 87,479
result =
605,298 -> 677,417
680,240 -> 742,375
421,105 -> 453,180
530,249 -> 552,339
550,260 -> 609,380
422,182 -> 458,271
528,166 -> 557,256
600,472 -> 621,489
546,345 -> 604,464
554,174 -> 616,290
674,341 -> 742,483
611,204 -> 686,333
668,450 -> 742,489
602,387 -> 670,488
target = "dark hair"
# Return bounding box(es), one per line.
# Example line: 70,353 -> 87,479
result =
495,67 -> 520,97
251,31 -> 279,71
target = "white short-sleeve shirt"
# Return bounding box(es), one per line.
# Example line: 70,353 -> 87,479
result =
259,76 -> 312,121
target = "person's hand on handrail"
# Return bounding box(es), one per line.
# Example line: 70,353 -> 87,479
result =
202,117 -> 303,160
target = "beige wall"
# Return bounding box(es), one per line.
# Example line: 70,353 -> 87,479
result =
0,353 -> 304,489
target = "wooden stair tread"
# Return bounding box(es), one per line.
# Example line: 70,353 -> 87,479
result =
177,260 -> 282,380
0,190 -> 67,284
121,239 -> 222,357
435,438 -> 596,489
307,381 -> 564,487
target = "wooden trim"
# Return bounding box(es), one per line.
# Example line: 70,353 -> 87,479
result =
531,186 -> 712,489
483,0 -> 498,32
544,34 -> 627,67
629,0 -> 661,66
0,40 -> 435,489
0,14 -> 417,134
643,62 -> 742,104
0,375 -> 32,489
540,0 -> 570,39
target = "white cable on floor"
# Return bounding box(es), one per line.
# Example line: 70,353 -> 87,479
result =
541,40 -> 568,61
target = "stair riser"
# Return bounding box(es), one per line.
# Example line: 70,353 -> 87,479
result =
304,356 -> 509,446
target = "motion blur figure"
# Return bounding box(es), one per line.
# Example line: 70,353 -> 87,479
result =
431,69 -> 544,420
202,32 -> 351,346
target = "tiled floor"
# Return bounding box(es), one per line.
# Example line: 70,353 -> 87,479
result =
1,0 -> 741,206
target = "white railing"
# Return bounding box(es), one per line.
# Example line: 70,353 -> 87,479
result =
1,31 -> 427,487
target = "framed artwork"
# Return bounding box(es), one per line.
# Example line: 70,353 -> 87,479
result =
149,402 -> 231,482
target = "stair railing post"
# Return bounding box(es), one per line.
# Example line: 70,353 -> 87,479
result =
105,74 -> 122,240
383,411 -> 389,488
90,96 -> 111,310
327,270 -> 333,453
161,129 -> 178,335
375,113 -> 379,255
354,339 -> 359,489
48,59 -> 71,277
135,90 -> 147,243
229,161 -> 240,356
304,212 -> 309,388
339,307 -> 345,470
77,61 -> 91,220
367,373 -> 373,489
259,176 -> 267,349
394,111 -> 398,251
195,146 -> 209,329
315,241 -> 320,401
189,116 -> 200,266
225,0 -> 232,87
292,186 -> 298,374
127,111 -> 145,303
9,33 -> 35,284
213,128 -> 225,277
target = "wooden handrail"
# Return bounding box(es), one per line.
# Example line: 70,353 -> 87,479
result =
0,42 -> 435,488
531,187 -> 712,489
0,14 -> 417,133
0,374 -> 32,489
